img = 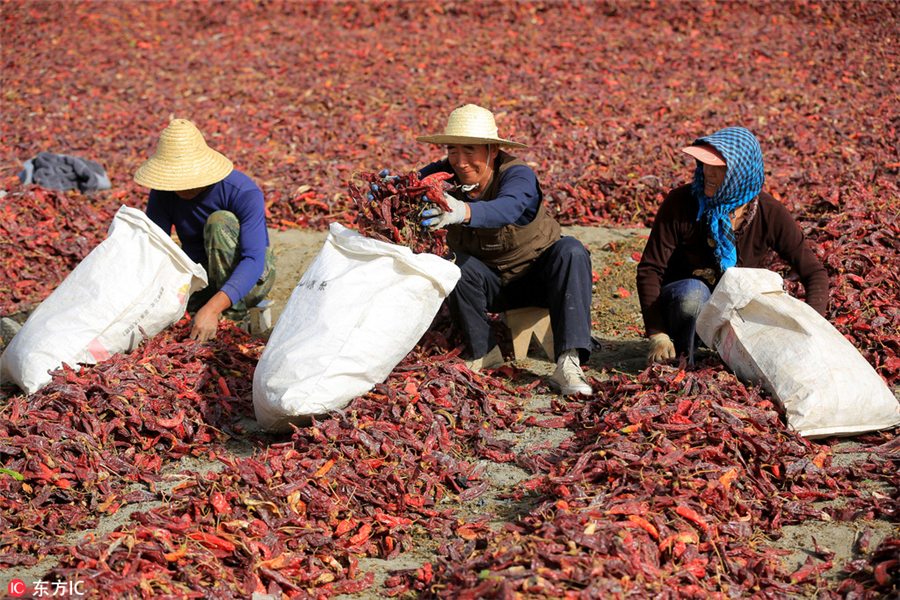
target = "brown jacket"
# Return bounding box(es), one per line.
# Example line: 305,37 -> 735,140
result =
637,184 -> 829,337
447,153 -> 560,283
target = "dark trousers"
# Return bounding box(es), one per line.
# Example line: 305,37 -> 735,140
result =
448,236 -> 593,362
659,278 -> 711,364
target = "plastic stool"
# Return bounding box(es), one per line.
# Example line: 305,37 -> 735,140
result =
504,307 -> 554,361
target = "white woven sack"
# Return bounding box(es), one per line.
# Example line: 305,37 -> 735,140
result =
0,205 -> 207,394
696,267 -> 900,438
253,222 -> 461,432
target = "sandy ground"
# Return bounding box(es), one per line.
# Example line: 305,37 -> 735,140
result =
3,225 -> 897,599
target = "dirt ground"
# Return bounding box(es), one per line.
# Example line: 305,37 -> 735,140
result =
3,224 -> 897,599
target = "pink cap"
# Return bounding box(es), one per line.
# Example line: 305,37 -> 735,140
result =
681,144 -> 726,166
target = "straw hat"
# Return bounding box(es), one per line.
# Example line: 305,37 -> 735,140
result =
134,119 -> 233,191
416,104 -> 528,148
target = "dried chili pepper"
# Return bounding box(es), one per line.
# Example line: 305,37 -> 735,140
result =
348,170 -> 454,255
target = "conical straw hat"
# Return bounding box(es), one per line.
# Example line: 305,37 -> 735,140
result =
134,119 -> 234,191
416,104 -> 528,148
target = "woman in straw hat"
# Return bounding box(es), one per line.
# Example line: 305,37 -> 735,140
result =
637,126 -> 828,364
134,119 -> 275,342
413,104 -> 594,396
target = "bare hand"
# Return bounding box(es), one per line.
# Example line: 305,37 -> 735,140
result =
647,333 -> 676,363
189,305 -> 220,342
188,291 -> 232,342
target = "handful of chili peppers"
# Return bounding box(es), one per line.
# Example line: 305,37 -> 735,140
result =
348,170 -> 455,255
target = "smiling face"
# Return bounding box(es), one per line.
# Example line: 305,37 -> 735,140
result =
702,163 -> 727,198
446,144 -> 499,196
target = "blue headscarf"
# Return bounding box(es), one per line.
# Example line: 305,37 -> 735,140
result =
689,127 -> 765,271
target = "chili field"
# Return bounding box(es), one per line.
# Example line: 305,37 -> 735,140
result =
1,2 -> 899,599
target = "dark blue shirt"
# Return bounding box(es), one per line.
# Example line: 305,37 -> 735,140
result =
418,159 -> 541,227
146,170 -> 269,305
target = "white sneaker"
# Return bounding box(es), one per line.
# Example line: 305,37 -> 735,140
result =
549,349 -> 592,396
465,345 -> 504,372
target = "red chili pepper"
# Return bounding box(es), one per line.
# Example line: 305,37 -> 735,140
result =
156,409 -> 186,429
334,519 -> 355,537
874,559 -> 898,586
164,544 -> 188,562
188,532 -> 236,552
314,458 -> 336,478
790,555 -> 833,583
374,511 -> 411,528
349,523 -> 372,546
627,514 -> 659,539
675,503 -> 709,534
217,376 -> 231,396
210,492 -> 231,515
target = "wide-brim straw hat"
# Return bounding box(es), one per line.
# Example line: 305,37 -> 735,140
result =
416,104 -> 528,148
134,119 -> 233,191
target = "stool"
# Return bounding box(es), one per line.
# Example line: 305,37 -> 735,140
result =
504,307 -> 554,362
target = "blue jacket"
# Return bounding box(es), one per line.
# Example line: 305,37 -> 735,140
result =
146,170 -> 269,305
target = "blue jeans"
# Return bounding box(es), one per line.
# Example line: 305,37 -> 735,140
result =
660,278 -> 711,364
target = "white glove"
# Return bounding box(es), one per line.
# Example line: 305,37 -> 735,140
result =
647,333 -> 676,363
421,193 -> 467,231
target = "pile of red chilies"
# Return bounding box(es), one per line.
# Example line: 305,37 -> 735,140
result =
0,321 -> 261,567
552,176 -> 663,229
388,362 -> 899,599
2,182 -> 899,598
0,181 -> 120,316
2,317 -> 541,598
348,170 -> 455,255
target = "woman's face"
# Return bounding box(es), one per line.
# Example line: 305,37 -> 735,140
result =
702,163 -> 727,198
447,144 -> 498,196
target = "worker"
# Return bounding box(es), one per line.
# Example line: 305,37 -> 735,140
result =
134,118 -> 275,341
637,126 -> 829,364
413,104 -> 594,395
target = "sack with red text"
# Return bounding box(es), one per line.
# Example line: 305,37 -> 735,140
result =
0,205 -> 207,394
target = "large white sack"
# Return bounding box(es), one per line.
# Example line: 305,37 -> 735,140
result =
0,205 -> 207,394
253,222 -> 461,432
696,267 -> 900,438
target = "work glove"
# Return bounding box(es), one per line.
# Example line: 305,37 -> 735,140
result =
421,192 -> 467,231
647,332 -> 676,363
368,169 -> 400,199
